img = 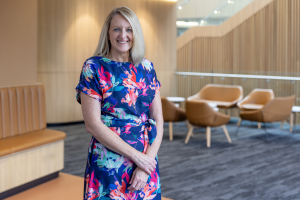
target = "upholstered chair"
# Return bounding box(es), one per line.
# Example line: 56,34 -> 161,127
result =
236,95 -> 295,138
237,89 -> 274,128
187,84 -> 243,109
161,97 -> 187,141
185,100 -> 232,148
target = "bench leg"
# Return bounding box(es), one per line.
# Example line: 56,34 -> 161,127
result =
258,122 -> 261,129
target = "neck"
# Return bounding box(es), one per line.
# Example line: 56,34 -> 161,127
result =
107,50 -> 131,62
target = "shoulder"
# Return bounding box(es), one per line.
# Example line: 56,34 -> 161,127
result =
140,58 -> 154,72
84,56 -> 111,66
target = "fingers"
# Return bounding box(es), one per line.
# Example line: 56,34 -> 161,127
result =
128,168 -> 148,192
128,179 -> 146,191
135,153 -> 157,175
129,171 -> 136,184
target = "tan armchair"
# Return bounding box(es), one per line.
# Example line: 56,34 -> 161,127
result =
185,101 -> 232,147
187,84 -> 243,108
236,95 -> 295,138
237,89 -> 274,128
161,97 -> 187,141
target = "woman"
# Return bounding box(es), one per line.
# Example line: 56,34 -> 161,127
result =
76,6 -> 163,200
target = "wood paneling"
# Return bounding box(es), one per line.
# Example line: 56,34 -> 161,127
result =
37,0 -> 177,123
0,140 -> 64,193
177,0 -> 300,123
177,0 -> 274,49
0,0 -> 38,86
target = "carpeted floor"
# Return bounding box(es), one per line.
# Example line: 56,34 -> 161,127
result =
50,120 -> 300,200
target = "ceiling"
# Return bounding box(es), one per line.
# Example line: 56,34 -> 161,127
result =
176,0 -> 253,20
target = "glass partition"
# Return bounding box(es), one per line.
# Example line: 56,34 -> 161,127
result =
177,0 -> 254,36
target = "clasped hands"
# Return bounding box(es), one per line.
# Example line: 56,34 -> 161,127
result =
128,152 -> 157,192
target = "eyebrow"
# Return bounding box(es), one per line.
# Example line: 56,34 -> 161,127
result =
112,26 -> 132,29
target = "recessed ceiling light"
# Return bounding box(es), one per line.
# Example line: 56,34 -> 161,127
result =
178,6 -> 182,9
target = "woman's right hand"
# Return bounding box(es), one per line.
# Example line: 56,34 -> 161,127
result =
133,152 -> 157,175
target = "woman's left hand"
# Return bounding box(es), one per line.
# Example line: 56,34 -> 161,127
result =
128,167 -> 149,192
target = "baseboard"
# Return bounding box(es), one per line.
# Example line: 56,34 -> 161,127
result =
0,172 -> 59,199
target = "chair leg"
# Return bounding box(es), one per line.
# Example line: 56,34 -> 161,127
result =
222,125 -> 232,143
280,120 -> 285,129
169,122 -> 173,141
235,120 -> 242,137
185,120 -> 194,137
290,113 -> 294,133
263,123 -> 269,141
258,122 -> 261,129
206,127 -> 211,148
237,118 -> 242,127
184,124 -> 194,144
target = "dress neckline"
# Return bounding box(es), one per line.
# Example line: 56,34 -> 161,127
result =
100,56 -> 132,65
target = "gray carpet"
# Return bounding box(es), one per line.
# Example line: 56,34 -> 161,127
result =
50,120 -> 300,200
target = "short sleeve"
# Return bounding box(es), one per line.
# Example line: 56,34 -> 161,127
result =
75,58 -> 103,104
151,62 -> 161,94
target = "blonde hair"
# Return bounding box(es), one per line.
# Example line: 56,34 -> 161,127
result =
93,6 -> 145,66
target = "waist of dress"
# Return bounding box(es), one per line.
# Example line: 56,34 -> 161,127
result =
101,113 -> 156,128
101,113 -> 158,145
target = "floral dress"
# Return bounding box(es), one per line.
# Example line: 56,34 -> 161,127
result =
76,56 -> 161,200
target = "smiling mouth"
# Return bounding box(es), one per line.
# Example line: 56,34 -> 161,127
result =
117,40 -> 128,44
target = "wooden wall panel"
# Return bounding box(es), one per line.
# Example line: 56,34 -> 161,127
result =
38,0 -> 177,123
0,0 -> 38,86
177,0 -> 300,124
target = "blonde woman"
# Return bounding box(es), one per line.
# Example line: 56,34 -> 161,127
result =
76,6 -> 163,200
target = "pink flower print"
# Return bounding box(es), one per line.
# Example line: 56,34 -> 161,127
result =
129,63 -> 137,74
124,124 -> 132,134
109,180 -> 137,200
136,78 -> 145,89
109,127 -> 121,136
121,88 -> 138,107
87,171 -> 101,200
83,88 -> 102,101
140,182 -> 157,200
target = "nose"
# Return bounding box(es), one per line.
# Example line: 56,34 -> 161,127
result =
120,29 -> 127,39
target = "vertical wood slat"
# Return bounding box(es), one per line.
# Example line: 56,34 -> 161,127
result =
16,87 -> 26,135
37,85 -> 47,129
30,86 -> 40,131
7,88 -> 18,137
23,86 -> 33,132
0,89 -> 11,138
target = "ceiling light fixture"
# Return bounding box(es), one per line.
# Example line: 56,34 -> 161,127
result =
177,0 -> 190,10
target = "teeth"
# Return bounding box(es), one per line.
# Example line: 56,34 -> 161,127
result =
118,41 -> 127,44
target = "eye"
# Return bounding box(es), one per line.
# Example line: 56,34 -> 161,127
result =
114,28 -> 120,32
127,29 -> 132,32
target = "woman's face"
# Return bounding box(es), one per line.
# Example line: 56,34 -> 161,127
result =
108,14 -> 133,56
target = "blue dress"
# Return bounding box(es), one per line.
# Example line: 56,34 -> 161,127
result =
76,56 -> 161,200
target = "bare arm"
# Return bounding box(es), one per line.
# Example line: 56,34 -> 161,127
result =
80,91 -> 156,175
128,92 -> 164,191
146,92 -> 164,158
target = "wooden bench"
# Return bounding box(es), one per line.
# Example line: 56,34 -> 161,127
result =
0,84 -> 66,199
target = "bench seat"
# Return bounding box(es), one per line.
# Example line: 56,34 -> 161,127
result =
0,129 -> 66,157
